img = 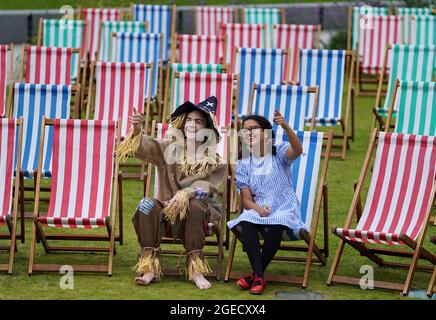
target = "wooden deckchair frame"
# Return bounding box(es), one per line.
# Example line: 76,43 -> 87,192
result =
3,44 -> 14,118
144,120 -> 231,280
428,236 -> 436,297
327,128 -> 436,295
224,131 -> 332,288
0,119 -> 23,274
28,118 -> 121,275
240,7 -> 286,24
194,7 -> 239,35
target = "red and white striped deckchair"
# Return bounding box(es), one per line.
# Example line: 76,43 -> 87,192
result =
0,45 -> 13,117
328,129 -> 436,295
271,24 -> 321,82
171,34 -> 225,64
195,6 -> 237,36
20,45 -> 80,85
0,119 -> 22,274
220,23 -> 266,71
80,8 -> 121,62
28,118 -> 120,275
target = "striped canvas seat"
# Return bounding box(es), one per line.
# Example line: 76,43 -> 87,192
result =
171,72 -> 235,128
23,45 -> 75,85
98,21 -> 147,62
334,133 -> 436,245
173,34 -> 224,64
349,6 -> 388,50
272,24 -> 320,82
40,19 -> 87,81
90,62 -> 152,138
410,15 -> 436,45
13,83 -> 72,178
250,84 -> 318,141
195,6 -> 236,35
235,48 -> 288,116
396,7 -> 432,44
220,23 -> 266,70
0,45 -> 12,116
132,4 -> 175,63
111,32 -> 162,99
242,7 -> 284,47
39,119 -> 116,229
81,8 -> 121,62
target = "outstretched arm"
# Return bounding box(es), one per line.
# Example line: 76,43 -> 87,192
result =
273,110 -> 302,161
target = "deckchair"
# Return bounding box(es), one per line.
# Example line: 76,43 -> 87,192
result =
79,8 -> 122,62
225,130 -> 332,287
356,15 -> 404,95
37,19 -> 87,83
234,47 -> 289,117
396,7 -> 432,45
296,49 -> 355,159
0,118 -> 22,274
327,129 -> 436,295
385,80 -> 436,136
220,23 -> 267,71
144,120 -> 231,280
428,236 -> 436,297
28,118 -> 120,275
410,15 -> 436,45
97,21 -> 148,62
347,5 -> 388,51
272,24 -> 321,82
171,34 -> 224,64
0,44 -> 13,117
249,84 -> 319,136
19,45 -> 80,86
373,45 -> 436,130
131,4 -> 176,64
195,6 -> 237,36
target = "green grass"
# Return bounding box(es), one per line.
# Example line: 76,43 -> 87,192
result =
1,78 -> 435,300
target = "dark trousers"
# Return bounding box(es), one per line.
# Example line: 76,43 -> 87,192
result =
239,221 -> 285,278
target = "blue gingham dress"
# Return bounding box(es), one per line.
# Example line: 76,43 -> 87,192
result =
227,142 -> 309,232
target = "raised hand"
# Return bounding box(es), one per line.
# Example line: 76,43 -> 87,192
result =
129,107 -> 144,136
273,109 -> 289,129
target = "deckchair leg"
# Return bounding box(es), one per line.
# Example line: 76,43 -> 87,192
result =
350,88 -> 355,142
327,236 -> 346,286
19,171 -> 25,243
427,265 -> 436,297
224,233 -> 238,282
28,221 -> 38,275
6,217 -> 17,274
117,173 -> 123,245
322,184 -> 329,258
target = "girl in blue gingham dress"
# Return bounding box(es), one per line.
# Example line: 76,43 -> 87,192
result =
227,113 -> 308,294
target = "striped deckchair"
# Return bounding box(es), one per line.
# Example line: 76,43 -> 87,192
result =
347,6 -> 388,50
131,4 -> 176,63
249,84 -> 319,139
225,130 -> 332,287
234,48 -> 289,117
356,15 -> 404,95
97,21 -> 147,62
28,118 -> 120,275
0,118 -> 22,274
195,6 -> 237,36
410,15 -> 436,45
171,34 -> 224,64
428,236 -> 436,297
385,80 -> 436,136
20,45 -> 80,85
272,24 -> 321,82
0,45 -> 13,117
297,49 -> 355,159
220,23 -> 266,71
80,8 -> 121,62
38,18 -> 87,82
111,32 -> 162,101
163,62 -> 226,122
328,129 -> 436,295
170,72 -> 236,128
87,61 -> 153,137
396,7 -> 432,44
373,45 -> 436,129
242,7 -> 285,47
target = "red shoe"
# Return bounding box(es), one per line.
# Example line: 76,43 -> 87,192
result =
236,274 -> 254,290
249,276 -> 266,294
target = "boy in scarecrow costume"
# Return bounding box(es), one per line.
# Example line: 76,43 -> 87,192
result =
116,96 -> 227,290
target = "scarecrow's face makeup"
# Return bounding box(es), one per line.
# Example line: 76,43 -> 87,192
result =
184,110 -> 207,141
241,119 -> 264,148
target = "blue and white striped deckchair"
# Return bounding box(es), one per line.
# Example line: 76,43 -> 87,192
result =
396,7 -> 432,44
410,15 -> 436,45
250,84 -> 319,141
12,83 -> 74,178
225,130 -> 332,287
234,48 -> 288,117
132,4 -> 175,64
297,49 -> 354,159
111,32 -> 162,100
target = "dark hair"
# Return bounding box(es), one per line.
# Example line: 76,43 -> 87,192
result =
238,115 -> 276,159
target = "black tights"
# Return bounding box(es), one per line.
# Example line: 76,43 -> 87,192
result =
239,221 -> 285,278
